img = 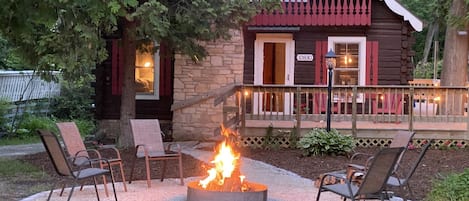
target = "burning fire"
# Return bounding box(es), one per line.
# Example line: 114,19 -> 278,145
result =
198,125 -> 249,192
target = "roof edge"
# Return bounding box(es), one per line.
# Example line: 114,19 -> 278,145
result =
384,0 -> 423,32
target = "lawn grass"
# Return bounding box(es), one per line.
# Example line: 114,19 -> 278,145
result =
0,158 -> 44,177
0,136 -> 41,146
0,157 -> 53,200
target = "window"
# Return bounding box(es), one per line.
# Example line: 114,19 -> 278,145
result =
334,43 -> 359,85
328,37 -> 366,86
135,42 -> 160,100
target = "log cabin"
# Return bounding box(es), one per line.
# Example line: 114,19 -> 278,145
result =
93,0 -> 423,142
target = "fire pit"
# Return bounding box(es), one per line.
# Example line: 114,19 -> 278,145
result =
187,181 -> 267,201
187,125 -> 268,201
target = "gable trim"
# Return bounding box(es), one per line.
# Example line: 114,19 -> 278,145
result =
384,0 -> 423,32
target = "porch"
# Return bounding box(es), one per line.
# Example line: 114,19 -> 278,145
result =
221,84 -> 469,148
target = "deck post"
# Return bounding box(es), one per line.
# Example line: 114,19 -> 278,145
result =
241,86 -> 246,136
466,88 -> 469,140
409,87 -> 414,131
296,87 -> 302,136
351,87 -> 357,137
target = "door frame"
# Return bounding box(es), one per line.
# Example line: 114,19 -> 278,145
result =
253,33 -> 295,114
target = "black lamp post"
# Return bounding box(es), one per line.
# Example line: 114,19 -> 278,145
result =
325,49 -> 337,132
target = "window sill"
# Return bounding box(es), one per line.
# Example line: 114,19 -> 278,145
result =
136,94 -> 159,100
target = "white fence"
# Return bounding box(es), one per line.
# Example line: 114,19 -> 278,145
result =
0,70 -> 61,102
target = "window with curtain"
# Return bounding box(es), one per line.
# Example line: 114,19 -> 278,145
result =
135,42 -> 160,100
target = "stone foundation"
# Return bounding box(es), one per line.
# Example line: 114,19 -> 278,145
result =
172,29 -> 244,141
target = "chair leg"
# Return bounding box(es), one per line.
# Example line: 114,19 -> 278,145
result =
178,155 -> 184,185
99,162 -> 110,197
128,156 -> 137,184
92,177 -> 101,201
67,181 -> 78,201
47,182 -> 57,201
100,174 -> 110,197
406,183 -> 415,201
108,171 -> 119,201
161,160 -> 167,182
60,183 -> 66,196
145,157 -> 152,188
117,162 -> 128,192
315,176 -> 327,201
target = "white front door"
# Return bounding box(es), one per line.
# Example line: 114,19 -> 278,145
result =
254,34 -> 295,115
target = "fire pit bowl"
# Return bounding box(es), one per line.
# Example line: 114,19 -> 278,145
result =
187,180 -> 268,201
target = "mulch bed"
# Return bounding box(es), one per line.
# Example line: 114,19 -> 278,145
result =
241,146 -> 469,200
18,146 -> 469,200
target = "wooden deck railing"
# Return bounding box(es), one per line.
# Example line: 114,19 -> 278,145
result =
229,84 -> 469,137
248,0 -> 372,26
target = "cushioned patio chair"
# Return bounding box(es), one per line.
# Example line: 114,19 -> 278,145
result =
128,119 -> 184,188
387,140 -> 433,200
316,147 -> 405,201
57,122 -> 127,196
37,129 -> 118,201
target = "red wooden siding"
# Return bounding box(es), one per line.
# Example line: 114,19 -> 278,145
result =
314,41 -> 328,84
366,41 -> 379,85
111,40 -> 123,95
249,0 -> 371,26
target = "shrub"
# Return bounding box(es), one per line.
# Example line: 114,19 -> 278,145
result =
427,168 -> 469,201
51,79 -> 93,120
15,115 -> 57,138
297,128 -> 355,156
0,98 -> 10,132
74,118 -> 97,137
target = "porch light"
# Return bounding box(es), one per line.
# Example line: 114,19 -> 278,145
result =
325,49 -> 337,132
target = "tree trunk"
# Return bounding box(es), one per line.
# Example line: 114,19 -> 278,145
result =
118,20 -> 137,147
422,22 -> 436,63
440,0 -> 468,115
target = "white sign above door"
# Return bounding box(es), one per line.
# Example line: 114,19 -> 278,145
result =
296,54 -> 314,62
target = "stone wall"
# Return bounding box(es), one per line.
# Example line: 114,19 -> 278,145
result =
172,29 -> 244,141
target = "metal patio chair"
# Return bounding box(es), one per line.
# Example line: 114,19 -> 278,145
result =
316,147 -> 405,201
36,129 -> 118,201
128,119 -> 184,188
57,122 -> 127,196
387,140 -> 433,200
348,130 -> 415,172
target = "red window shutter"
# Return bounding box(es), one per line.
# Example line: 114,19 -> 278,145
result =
315,41 -> 328,85
111,40 -> 123,95
159,43 -> 172,96
366,41 -> 379,85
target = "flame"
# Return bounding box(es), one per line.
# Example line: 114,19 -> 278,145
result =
199,125 -> 246,190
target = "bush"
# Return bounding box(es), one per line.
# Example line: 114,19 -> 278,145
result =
74,119 -> 97,137
0,99 -> 10,132
15,115 -> 57,138
427,168 -> 469,201
51,79 -> 93,120
297,128 -> 355,156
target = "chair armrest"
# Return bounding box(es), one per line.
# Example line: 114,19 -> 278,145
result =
97,145 -> 122,160
165,143 -> 182,154
71,149 -> 103,166
350,152 -> 373,162
320,170 -> 360,196
135,144 -> 149,157
69,155 -> 91,166
75,149 -> 102,159
75,158 -> 113,171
